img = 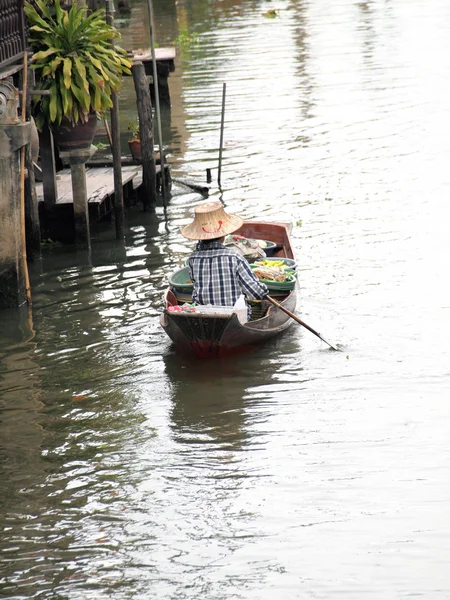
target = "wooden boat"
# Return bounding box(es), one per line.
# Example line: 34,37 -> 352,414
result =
160,221 -> 297,358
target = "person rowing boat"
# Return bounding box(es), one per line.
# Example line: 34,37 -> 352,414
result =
181,202 -> 269,308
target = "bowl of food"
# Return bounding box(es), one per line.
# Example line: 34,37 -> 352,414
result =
251,257 -> 297,270
251,265 -> 296,290
252,239 -> 278,256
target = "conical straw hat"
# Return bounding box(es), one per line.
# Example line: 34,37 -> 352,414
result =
180,202 -> 244,240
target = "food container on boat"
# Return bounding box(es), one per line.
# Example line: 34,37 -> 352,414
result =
250,266 -> 296,291
252,239 -> 277,256
250,257 -> 297,270
193,306 -> 235,316
168,266 -> 194,295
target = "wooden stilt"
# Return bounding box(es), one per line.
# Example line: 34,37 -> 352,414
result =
24,143 -> 41,261
105,0 -> 125,239
70,161 -> 90,249
146,0 -> 167,206
20,51 -> 32,306
24,65 -> 41,261
39,125 -> 58,210
132,61 -> 156,211
218,82 -> 226,188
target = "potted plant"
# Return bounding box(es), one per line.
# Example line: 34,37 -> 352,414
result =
127,119 -> 141,162
24,0 -> 132,151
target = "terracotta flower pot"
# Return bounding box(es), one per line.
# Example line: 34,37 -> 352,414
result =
128,139 -> 142,162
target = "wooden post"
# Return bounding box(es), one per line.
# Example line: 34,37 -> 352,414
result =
24,64 -> 41,261
19,51 -> 32,306
218,82 -> 226,188
146,0 -> 167,205
24,143 -> 41,261
105,0 -> 125,239
39,125 -> 58,211
132,61 -> 156,211
71,162 -> 89,248
60,149 -> 92,250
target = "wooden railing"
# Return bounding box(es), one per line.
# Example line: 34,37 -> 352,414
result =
0,0 -> 25,69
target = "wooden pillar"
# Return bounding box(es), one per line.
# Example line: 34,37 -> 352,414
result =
23,65 -> 41,260
39,125 -> 58,211
24,142 -> 41,260
72,163 -> 89,248
105,0 -> 125,239
132,61 -> 156,211
60,149 -> 92,250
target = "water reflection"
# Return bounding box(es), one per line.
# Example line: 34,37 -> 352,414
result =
0,307 -> 44,514
167,353 -> 253,451
165,328 -> 302,453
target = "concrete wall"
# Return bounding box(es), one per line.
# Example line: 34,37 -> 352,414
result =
0,122 -> 30,308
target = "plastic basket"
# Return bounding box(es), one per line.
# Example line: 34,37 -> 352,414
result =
168,266 -> 194,294
253,239 -> 277,256
251,266 -> 296,291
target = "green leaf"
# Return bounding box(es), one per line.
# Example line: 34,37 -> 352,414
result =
28,25 -> 48,33
49,86 -> 59,123
35,0 -> 52,20
53,0 -> 63,24
60,82 -> 72,117
32,48 -> 57,61
70,81 -> 90,112
49,57 -> 63,74
86,64 -> 103,86
92,83 -> 103,111
74,71 -> 91,109
73,57 -> 87,90
63,57 -> 72,89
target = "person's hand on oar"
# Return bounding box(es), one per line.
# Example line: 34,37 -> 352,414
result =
266,295 -> 339,351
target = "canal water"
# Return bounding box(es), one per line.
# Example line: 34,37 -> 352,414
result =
2,0 -> 450,598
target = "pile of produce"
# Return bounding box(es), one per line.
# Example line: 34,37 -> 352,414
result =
252,259 -> 292,270
224,234 -> 266,260
252,266 -> 294,283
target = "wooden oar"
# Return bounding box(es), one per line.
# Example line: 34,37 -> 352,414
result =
266,295 -> 339,351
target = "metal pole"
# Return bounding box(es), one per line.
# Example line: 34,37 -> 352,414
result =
146,0 -> 167,206
105,0 -> 125,239
218,82 -> 226,187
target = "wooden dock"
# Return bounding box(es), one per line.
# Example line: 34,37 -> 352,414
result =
36,165 -> 140,221
35,163 -> 169,221
131,48 -> 176,105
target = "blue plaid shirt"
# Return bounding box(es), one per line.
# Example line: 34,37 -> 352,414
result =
187,241 -> 268,306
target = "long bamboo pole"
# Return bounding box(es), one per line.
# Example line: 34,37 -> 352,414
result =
146,0 -> 167,206
20,51 -> 32,306
218,82 -> 226,188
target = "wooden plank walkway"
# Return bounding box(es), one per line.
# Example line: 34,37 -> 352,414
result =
36,165 -> 140,206
132,48 -> 176,63
131,48 -> 175,105
35,163 -> 171,223
35,165 -> 141,222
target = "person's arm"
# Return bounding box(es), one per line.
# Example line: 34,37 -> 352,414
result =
236,258 -> 269,299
